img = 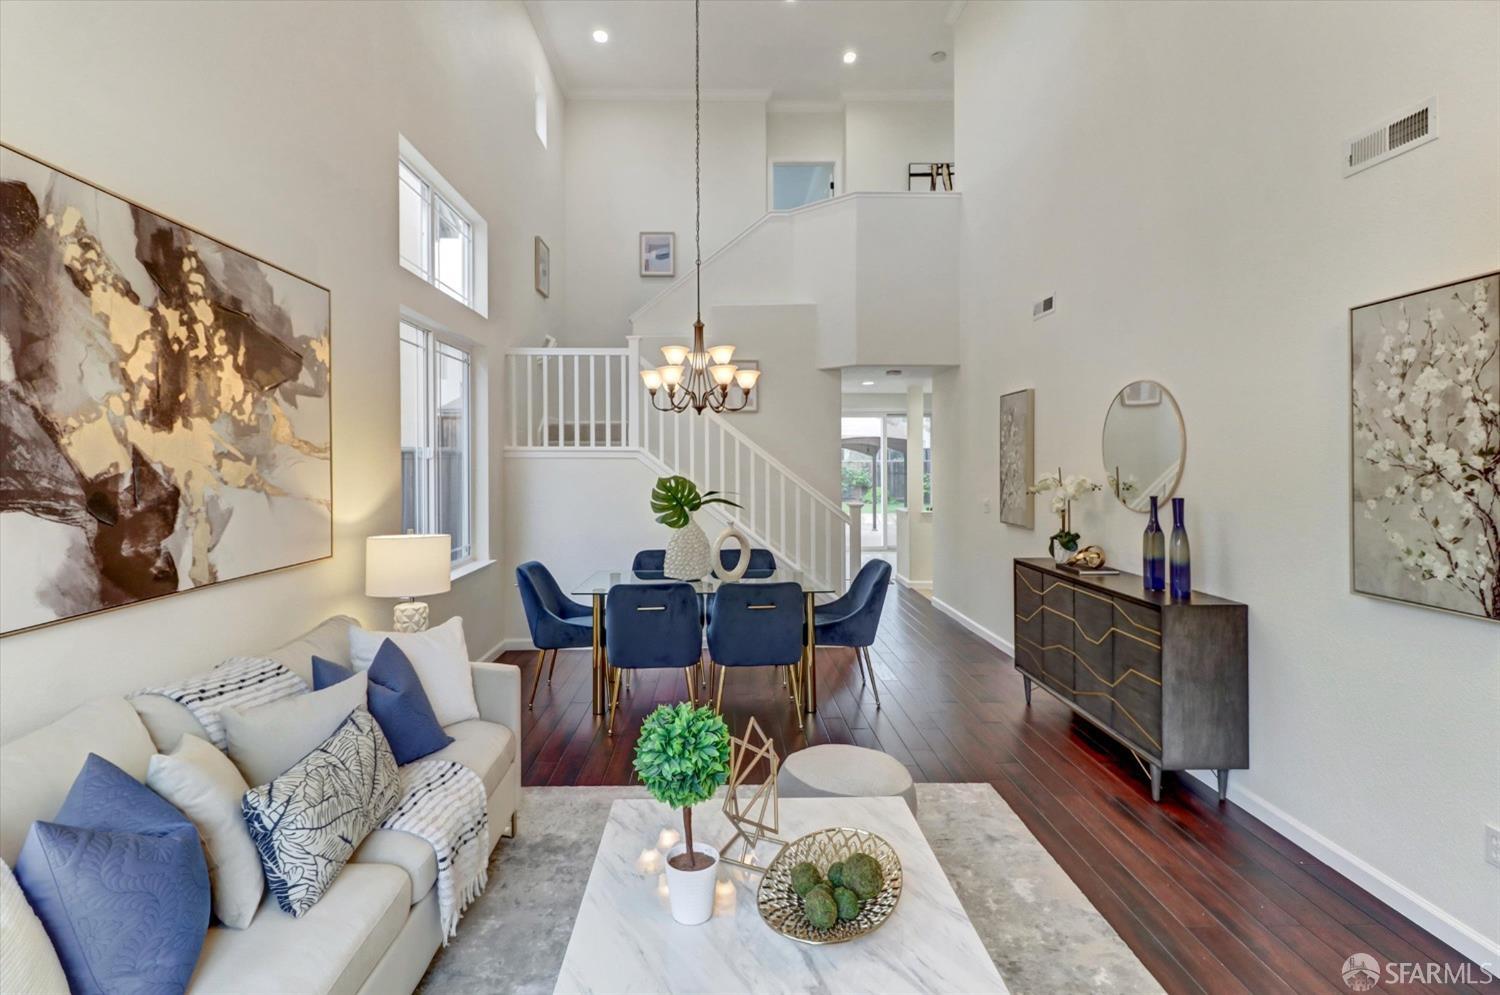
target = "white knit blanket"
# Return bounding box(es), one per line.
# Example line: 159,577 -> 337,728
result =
135,657 -> 307,749
382,759 -> 490,941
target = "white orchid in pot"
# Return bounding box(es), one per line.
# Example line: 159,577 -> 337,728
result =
1029,469 -> 1104,563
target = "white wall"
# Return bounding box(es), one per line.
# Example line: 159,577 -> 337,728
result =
845,100 -> 955,193
767,110 -> 846,198
940,0 -> 1500,962
563,99 -> 767,346
0,0 -> 564,739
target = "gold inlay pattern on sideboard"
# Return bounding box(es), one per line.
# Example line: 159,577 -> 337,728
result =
1015,603 -> 1162,651
1016,636 -> 1161,688
1015,644 -> 1162,751
1014,570 -> 1162,636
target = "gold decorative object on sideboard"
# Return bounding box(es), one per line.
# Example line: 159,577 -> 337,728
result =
1013,557 -> 1248,802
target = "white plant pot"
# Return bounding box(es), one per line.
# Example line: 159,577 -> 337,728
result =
664,517 -> 712,580
664,841 -> 720,925
1053,545 -> 1074,565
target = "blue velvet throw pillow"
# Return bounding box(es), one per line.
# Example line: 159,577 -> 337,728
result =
14,754 -> 210,995
313,639 -> 452,764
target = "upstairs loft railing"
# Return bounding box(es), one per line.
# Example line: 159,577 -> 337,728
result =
503,341 -> 858,589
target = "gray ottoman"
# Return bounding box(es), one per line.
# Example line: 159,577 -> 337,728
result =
777,744 -> 917,816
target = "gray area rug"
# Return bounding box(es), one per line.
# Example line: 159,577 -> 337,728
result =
417,783 -> 1162,995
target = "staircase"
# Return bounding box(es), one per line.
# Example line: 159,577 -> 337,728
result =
503,343 -> 859,591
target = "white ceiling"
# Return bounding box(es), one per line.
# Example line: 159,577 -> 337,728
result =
526,0 -> 958,103
840,365 -> 935,393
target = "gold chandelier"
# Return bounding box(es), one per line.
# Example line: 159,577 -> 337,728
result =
639,0 -> 761,416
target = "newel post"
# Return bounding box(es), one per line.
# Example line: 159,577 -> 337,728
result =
844,501 -> 864,588
626,335 -> 642,450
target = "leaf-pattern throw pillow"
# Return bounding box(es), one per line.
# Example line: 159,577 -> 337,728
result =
240,707 -> 400,917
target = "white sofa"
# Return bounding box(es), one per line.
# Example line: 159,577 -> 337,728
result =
0,616 -> 521,995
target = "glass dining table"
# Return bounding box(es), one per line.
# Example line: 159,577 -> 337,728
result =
571,567 -> 836,718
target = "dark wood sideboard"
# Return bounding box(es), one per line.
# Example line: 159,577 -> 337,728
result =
1012,557 -> 1248,802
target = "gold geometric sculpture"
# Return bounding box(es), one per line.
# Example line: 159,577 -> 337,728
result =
718,717 -> 785,871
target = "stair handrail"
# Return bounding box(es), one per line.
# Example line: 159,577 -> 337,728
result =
628,340 -> 849,521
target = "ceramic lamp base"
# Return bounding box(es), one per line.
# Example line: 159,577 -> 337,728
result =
392,600 -> 430,633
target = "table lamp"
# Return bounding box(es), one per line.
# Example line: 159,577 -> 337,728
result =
366,534 -> 452,632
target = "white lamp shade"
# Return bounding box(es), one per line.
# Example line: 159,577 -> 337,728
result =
366,534 -> 452,598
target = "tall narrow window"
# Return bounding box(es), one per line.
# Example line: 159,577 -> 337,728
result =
397,137 -> 487,315
400,321 -> 474,565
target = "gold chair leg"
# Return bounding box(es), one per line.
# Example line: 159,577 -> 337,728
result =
862,647 -> 882,709
683,666 -> 697,705
546,649 -> 558,685
528,649 -> 547,710
788,662 -> 803,715
607,669 -> 623,736
856,647 -> 867,685
716,664 -> 727,713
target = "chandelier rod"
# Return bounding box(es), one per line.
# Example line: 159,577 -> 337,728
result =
694,0 -> 702,326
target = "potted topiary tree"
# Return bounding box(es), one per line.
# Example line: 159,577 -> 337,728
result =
633,702 -> 731,924
651,475 -> 741,580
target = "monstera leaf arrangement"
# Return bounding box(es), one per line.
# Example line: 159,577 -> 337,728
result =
650,475 -> 741,529
633,702 -> 730,871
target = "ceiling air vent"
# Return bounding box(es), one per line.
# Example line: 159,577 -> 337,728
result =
1345,98 -> 1437,177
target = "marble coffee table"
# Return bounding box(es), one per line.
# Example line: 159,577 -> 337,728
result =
554,795 -> 1009,994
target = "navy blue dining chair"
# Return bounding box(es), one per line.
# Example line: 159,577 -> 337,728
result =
706,582 -> 805,715
631,549 -> 665,576
718,547 -> 776,577
813,559 -> 892,708
516,561 -> 595,710
604,582 -> 703,734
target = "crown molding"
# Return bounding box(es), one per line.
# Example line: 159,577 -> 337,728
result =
767,100 -> 846,114
567,88 -> 772,103
842,90 -> 954,103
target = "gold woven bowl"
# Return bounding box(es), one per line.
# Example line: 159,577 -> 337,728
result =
756,827 -> 903,945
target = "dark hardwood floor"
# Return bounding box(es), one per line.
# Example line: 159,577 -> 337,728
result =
507,583 -> 1496,995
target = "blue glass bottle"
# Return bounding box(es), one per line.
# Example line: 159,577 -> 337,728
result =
1142,496 -> 1165,592
1169,497 -> 1191,600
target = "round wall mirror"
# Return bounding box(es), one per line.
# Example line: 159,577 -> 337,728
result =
1102,381 -> 1185,512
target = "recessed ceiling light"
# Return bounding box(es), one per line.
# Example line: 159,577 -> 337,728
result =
592,29 -> 609,43
861,380 -> 875,387
930,50 -> 948,63
842,50 -> 858,65
885,369 -> 903,376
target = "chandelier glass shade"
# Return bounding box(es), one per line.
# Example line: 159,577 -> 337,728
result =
639,0 -> 761,416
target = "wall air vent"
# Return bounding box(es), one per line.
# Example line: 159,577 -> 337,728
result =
1032,295 -> 1055,320
1344,97 -> 1437,177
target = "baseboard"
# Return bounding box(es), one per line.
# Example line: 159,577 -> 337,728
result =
1182,770 -> 1500,967
893,572 -> 932,592
485,637 -> 534,660
931,597 -> 1014,656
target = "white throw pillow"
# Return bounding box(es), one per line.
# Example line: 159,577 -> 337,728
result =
221,673 -> 369,786
0,859 -> 68,995
146,734 -> 264,929
349,617 -> 478,726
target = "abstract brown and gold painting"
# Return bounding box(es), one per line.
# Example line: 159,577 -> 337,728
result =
0,146 -> 331,635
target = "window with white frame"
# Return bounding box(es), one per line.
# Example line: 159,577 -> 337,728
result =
397,137 -> 487,315
400,320 -> 474,566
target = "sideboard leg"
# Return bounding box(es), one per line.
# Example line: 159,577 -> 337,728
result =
1216,769 -> 1229,803
1022,674 -> 1032,706
1150,763 -> 1162,802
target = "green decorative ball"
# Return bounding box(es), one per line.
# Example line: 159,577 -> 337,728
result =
790,862 -> 823,898
826,861 -> 845,888
833,886 -> 862,921
803,887 -> 838,930
842,852 -> 884,900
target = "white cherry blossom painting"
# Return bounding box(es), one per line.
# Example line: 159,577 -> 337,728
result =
1351,272 -> 1498,621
